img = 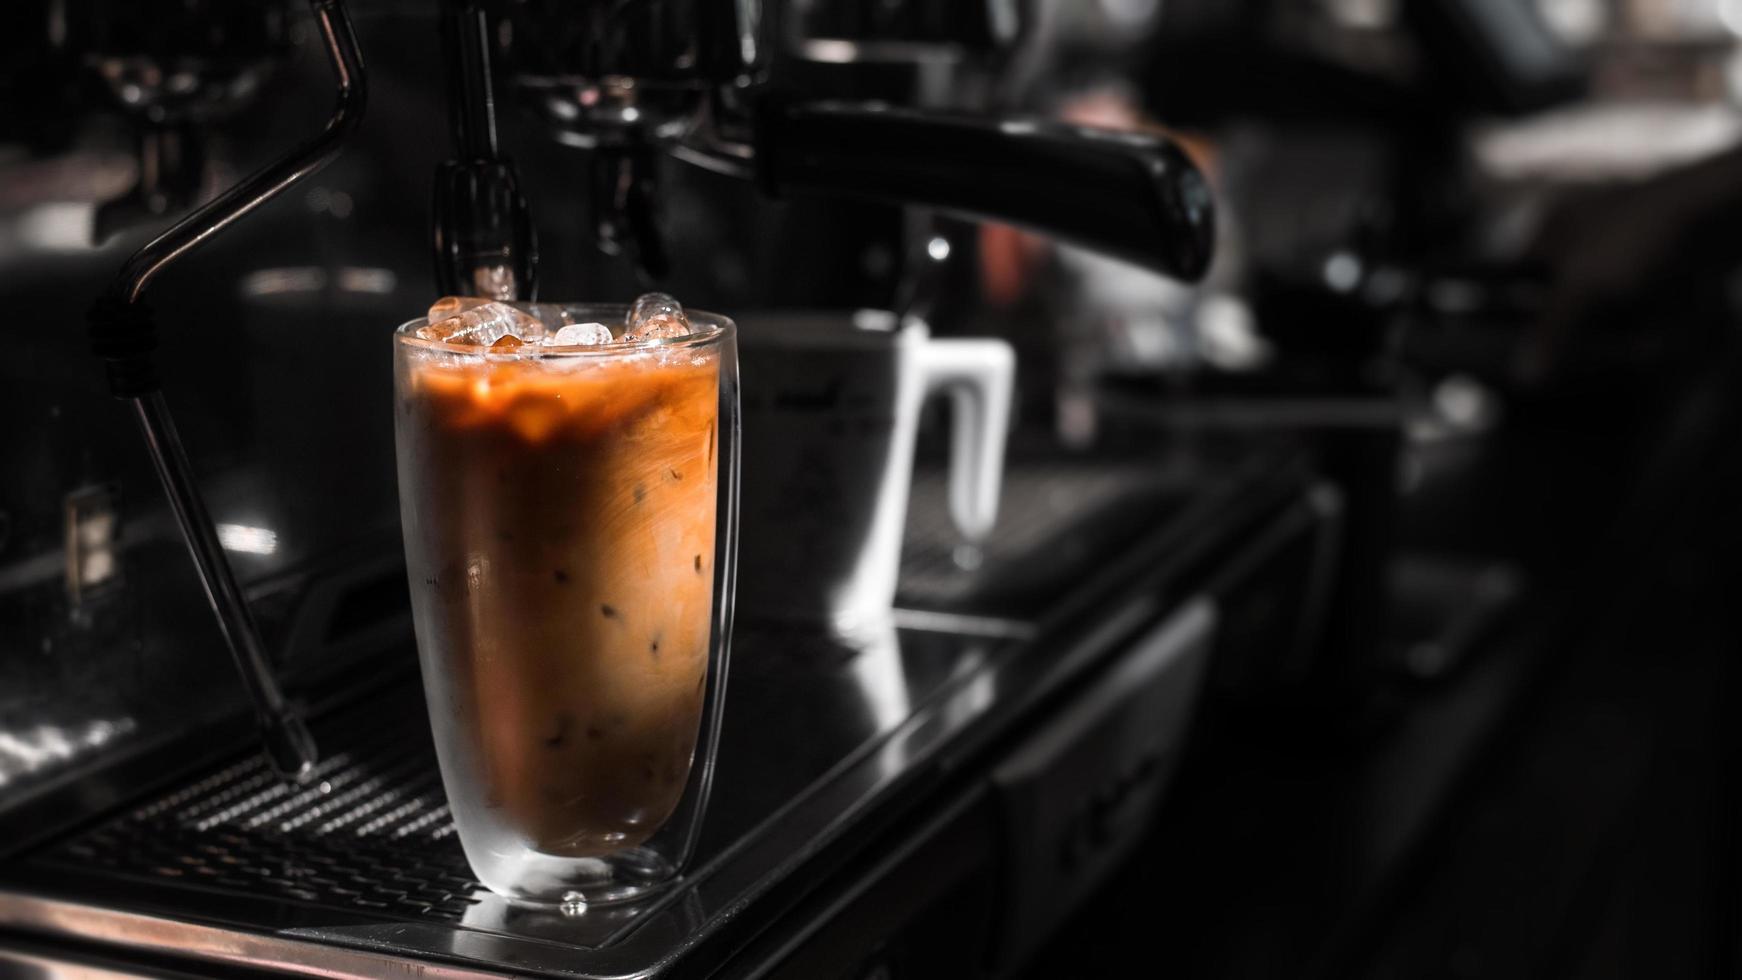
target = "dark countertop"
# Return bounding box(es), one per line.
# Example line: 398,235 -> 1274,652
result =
1018,328 -> 1742,979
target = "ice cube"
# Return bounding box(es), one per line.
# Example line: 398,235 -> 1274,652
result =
624,292 -> 690,341
418,301 -> 540,346
629,292 -> 682,326
428,296 -> 491,321
508,302 -> 573,334
544,322 -> 614,347
623,314 -> 691,341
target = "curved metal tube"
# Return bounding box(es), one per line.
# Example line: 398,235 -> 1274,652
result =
116,0 -> 367,303
99,0 -> 367,781
133,391 -> 319,781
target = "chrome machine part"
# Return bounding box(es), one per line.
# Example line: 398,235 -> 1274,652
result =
494,0 -> 1217,284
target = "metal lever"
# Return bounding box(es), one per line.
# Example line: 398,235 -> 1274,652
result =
87,0 -> 367,783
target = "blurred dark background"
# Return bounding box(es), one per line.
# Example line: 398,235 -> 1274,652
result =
4,0 -> 1742,977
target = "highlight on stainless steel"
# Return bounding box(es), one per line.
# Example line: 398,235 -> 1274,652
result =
0,893 -> 512,980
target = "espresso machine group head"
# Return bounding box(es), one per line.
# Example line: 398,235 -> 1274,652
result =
57,0 -> 300,241
438,0 -> 1218,296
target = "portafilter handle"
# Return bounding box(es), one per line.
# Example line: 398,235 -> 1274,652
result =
751,100 -> 1216,282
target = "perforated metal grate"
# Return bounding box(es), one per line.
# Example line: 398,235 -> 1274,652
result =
42,696 -> 483,921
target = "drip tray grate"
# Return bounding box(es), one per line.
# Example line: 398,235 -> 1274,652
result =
40,696 -> 483,921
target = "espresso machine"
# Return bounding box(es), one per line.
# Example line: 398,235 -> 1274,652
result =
0,1 -> 1345,976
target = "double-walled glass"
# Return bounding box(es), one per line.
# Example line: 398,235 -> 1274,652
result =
392,307 -> 738,909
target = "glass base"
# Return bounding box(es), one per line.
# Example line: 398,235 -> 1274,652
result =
488,846 -> 677,912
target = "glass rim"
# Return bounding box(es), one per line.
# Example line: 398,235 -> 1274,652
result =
394,305 -> 734,359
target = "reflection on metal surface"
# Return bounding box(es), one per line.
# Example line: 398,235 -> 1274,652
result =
215,523 -> 277,556
334,267 -> 395,294
900,464 -> 1174,610
0,720 -> 135,790
1474,103 -> 1742,182
0,892 -> 511,980
888,607 -> 1033,639
1323,0 -> 1396,30
1432,375 -> 1501,432
0,948 -> 160,979
937,651 -> 996,729
951,542 -> 983,571
304,186 -> 353,218
240,267 -> 325,297
459,888 -> 648,936
1197,294 -> 1271,372
1538,0 -> 1607,43
17,203 -> 99,253
239,266 -> 397,298
63,486 -> 122,607
841,623 -> 912,737
1323,250 -> 1363,292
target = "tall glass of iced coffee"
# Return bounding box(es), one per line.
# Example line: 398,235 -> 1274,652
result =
393,295 -> 737,909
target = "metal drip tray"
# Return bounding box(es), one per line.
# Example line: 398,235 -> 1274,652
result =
0,457 -> 1295,977
9,613 -> 1020,969
42,693 -> 479,924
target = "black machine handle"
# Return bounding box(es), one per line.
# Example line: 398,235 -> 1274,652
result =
757,101 -> 1217,282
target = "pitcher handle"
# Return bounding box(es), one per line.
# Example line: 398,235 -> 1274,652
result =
919,338 -> 1015,542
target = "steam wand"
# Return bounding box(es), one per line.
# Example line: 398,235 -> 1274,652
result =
86,0 -> 367,783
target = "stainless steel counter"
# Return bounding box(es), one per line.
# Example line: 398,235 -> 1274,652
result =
0,454 -> 1315,978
